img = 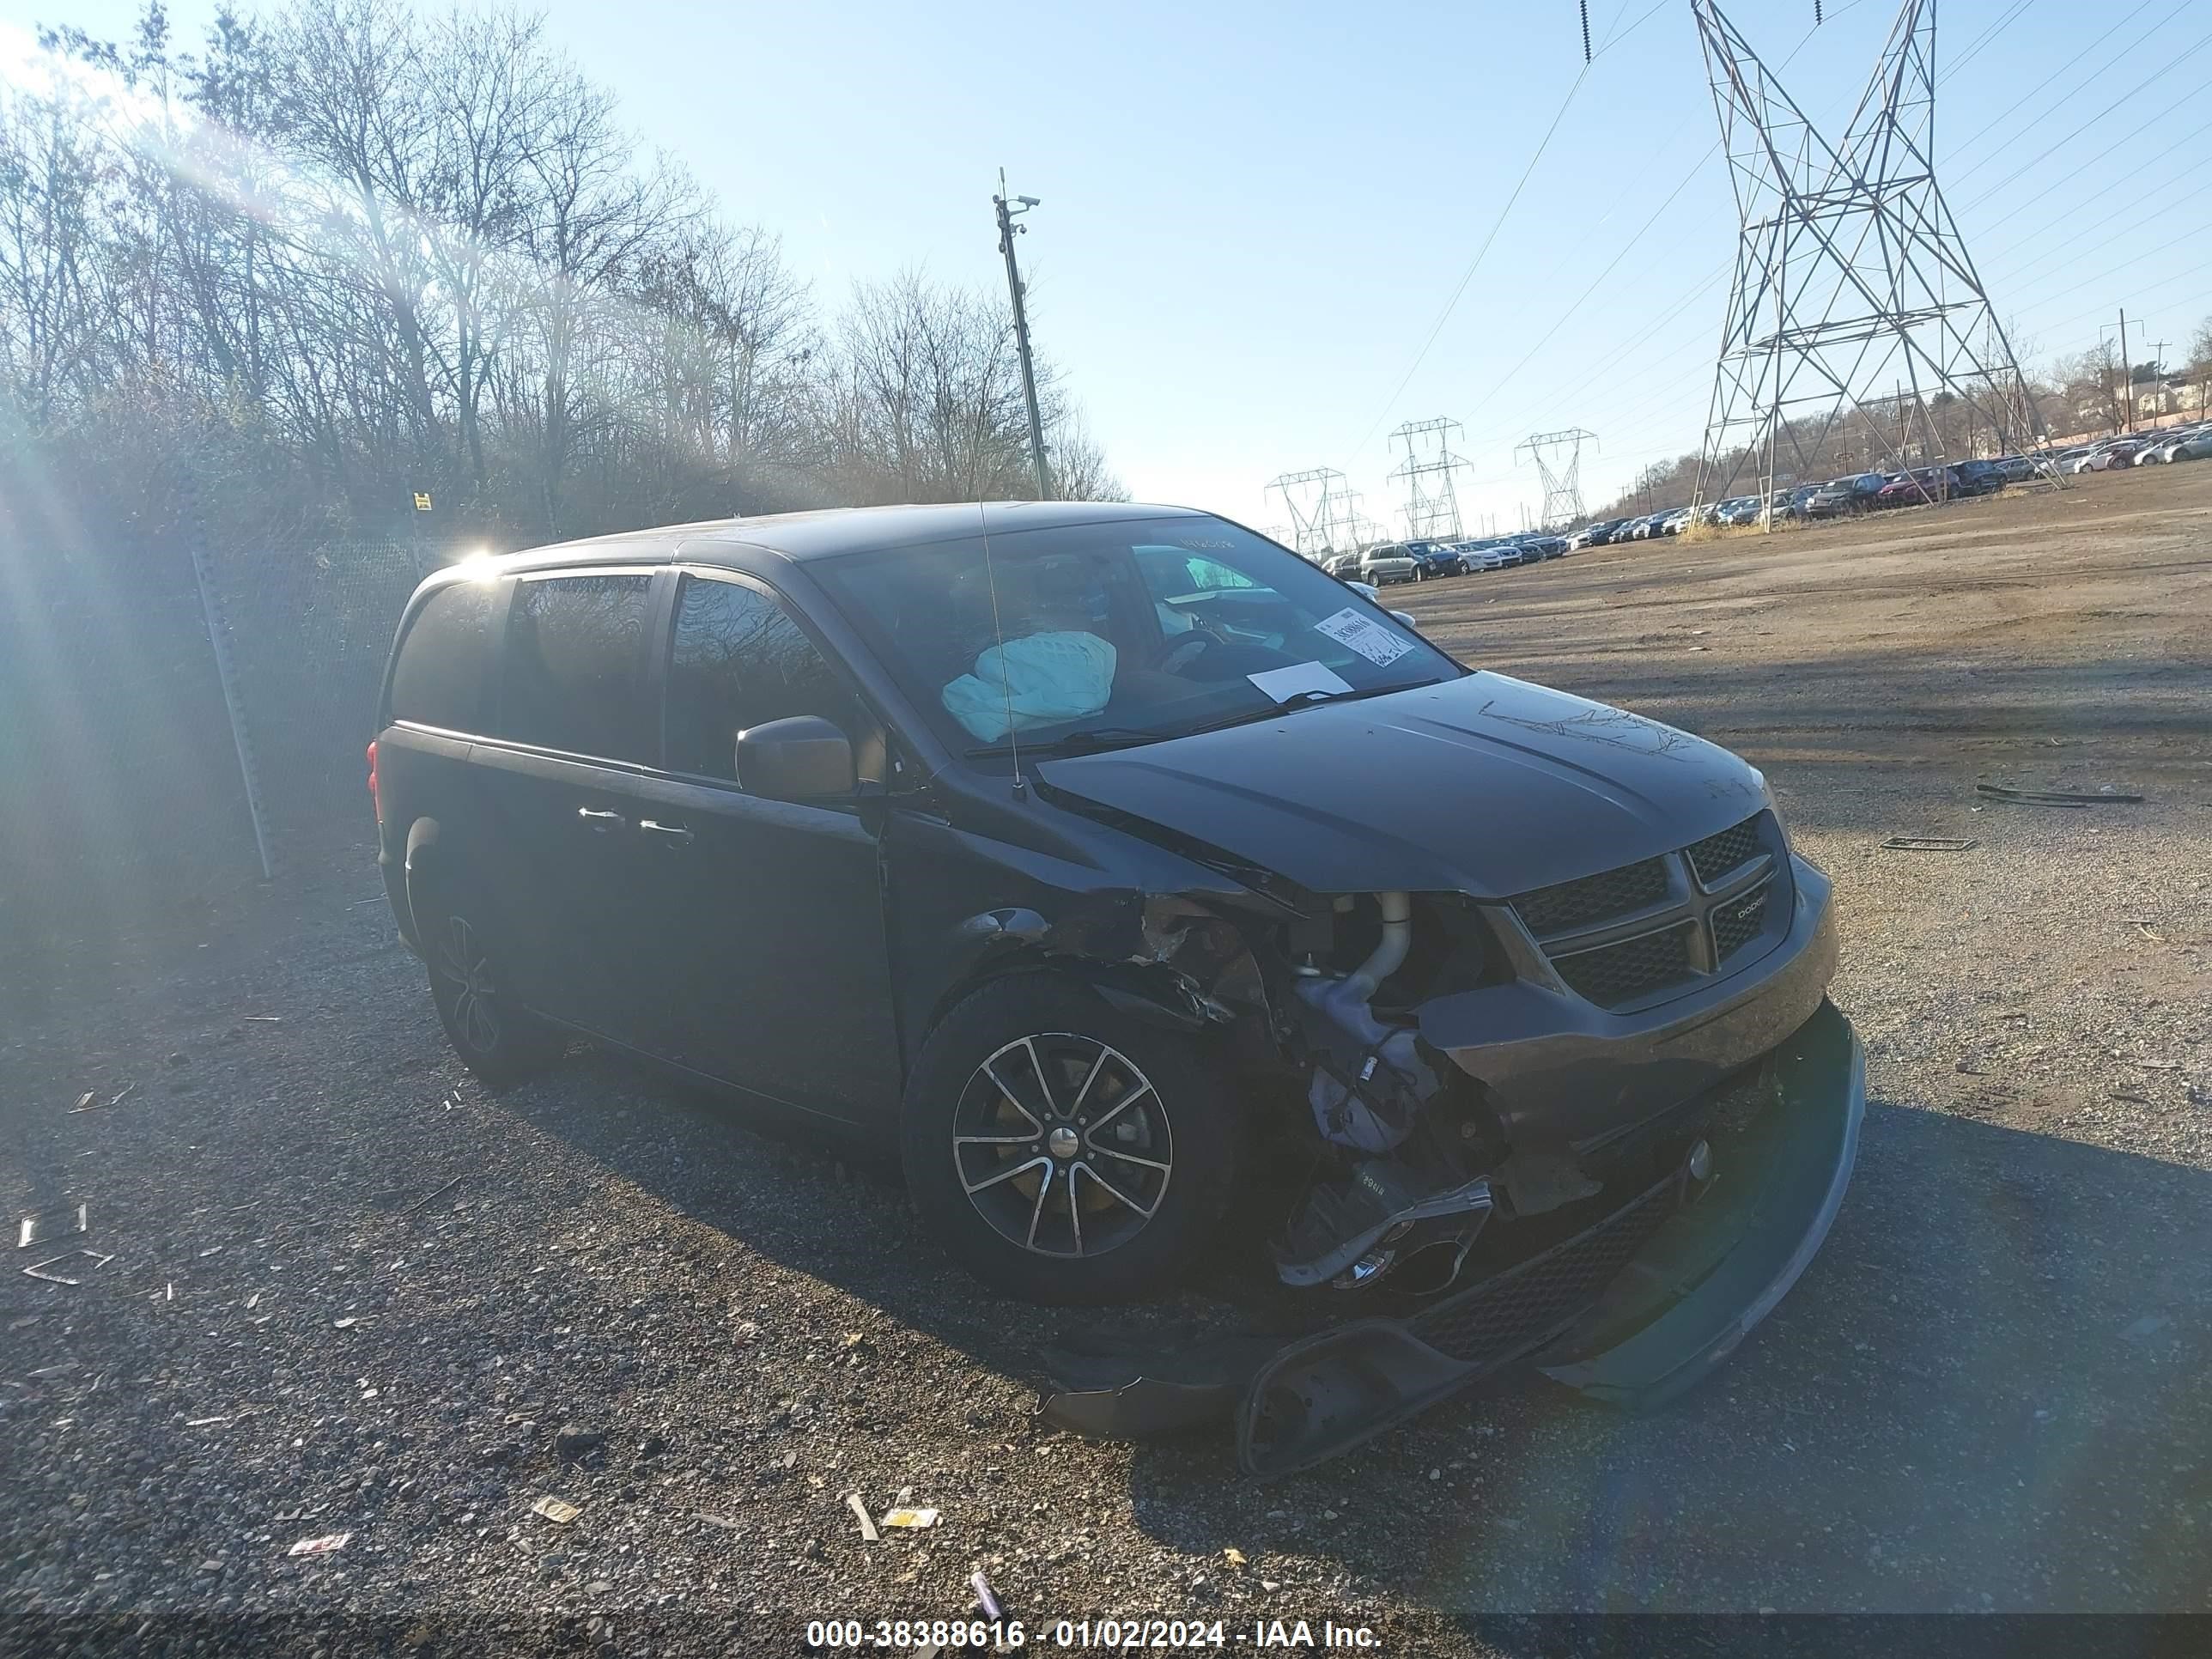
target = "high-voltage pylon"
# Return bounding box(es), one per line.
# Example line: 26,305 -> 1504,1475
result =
1387,419 -> 1474,541
1689,0 -> 2053,516
1516,428 -> 1599,526
1265,467 -> 1352,559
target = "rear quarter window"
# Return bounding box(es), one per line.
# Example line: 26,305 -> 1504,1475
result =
388,580 -> 498,732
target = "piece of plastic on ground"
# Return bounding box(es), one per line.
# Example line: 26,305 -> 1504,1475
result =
530,1495 -> 581,1524
287,1532 -> 351,1556
847,1492 -> 880,1541
881,1507 -> 939,1529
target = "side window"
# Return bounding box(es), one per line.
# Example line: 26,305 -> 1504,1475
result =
665,574 -> 866,782
389,580 -> 496,731
499,574 -> 657,762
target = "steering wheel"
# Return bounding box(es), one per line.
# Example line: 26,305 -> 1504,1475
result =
1158,630 -> 1214,674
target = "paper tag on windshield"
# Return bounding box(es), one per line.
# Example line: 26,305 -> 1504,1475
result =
1316,606 -> 1414,666
1247,662 -> 1354,703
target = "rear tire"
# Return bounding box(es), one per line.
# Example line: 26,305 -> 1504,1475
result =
901,975 -> 1237,1304
413,876 -> 564,1090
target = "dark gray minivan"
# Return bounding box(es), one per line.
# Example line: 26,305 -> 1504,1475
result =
371,502 -> 1861,1391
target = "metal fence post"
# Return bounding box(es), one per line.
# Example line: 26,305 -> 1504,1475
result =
180,479 -> 275,881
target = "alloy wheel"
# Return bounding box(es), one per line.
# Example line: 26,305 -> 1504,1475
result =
433,913 -> 501,1054
950,1033 -> 1172,1259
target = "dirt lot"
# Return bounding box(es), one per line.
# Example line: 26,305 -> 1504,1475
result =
4,462 -> 2210,1655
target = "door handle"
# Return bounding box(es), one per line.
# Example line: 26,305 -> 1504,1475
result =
639,819 -> 694,846
577,807 -> 627,830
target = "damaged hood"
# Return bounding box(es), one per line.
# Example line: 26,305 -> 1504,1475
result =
1038,671 -> 1768,896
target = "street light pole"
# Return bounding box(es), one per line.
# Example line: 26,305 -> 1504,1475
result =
993,171 -> 1053,501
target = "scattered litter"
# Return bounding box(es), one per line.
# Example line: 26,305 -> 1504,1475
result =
332,1317 -> 358,1329
692,1510 -> 741,1530
2112,1091 -> 2149,1104
2132,922 -> 2167,943
108,1083 -> 137,1107
1224,1547 -> 1249,1567
185,1416 -> 231,1428
530,1495 -> 581,1524
287,1531 -> 351,1557
881,1506 -> 939,1530
69,1091 -> 96,1113
22,1249 -> 112,1286
1879,836 -> 1978,852
971,1571 -> 1003,1620
1975,783 -> 2142,808
241,1015 -> 284,1023
400,1176 -> 464,1217
847,1492 -> 880,1541
17,1206 -> 88,1249
2131,1058 -> 2179,1071
246,1293 -> 261,1310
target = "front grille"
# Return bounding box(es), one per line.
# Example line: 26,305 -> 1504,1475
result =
1411,1176 -> 1676,1364
1686,814 -> 1765,886
1512,857 -> 1669,936
1552,925 -> 1697,1008
1711,879 -> 1771,961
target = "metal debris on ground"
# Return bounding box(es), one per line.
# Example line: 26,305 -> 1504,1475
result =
287,1531 -> 352,1556
530,1495 -> 581,1524
1975,783 -> 2143,807
881,1506 -> 939,1529
17,1206 -> 88,1249
847,1492 -> 880,1541
1879,836 -> 1978,852
70,1091 -> 96,1113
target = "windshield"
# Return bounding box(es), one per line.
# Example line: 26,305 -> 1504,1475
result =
811,514 -> 1462,757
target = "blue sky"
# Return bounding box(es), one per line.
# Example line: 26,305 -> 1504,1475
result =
6,0 -> 2208,530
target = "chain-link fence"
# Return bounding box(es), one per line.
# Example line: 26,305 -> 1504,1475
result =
1,501 -> 432,1004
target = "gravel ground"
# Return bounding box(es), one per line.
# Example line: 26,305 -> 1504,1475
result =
4,462 -> 2210,1654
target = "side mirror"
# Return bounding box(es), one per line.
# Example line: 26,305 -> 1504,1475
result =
734,715 -> 854,800
1389,611 -> 1419,629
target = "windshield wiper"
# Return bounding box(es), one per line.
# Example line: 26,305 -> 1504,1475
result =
964,726 -> 1169,760
1182,680 -> 1433,737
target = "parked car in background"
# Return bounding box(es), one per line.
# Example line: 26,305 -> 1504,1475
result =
1873,466 -> 1956,507
2166,429 -> 2212,463
1712,496 -> 1761,526
1951,459 -> 2009,495
1806,473 -> 1886,517
1354,544 -> 1423,586
1659,508 -> 1692,536
1400,539 -> 1465,579
1322,551 -> 1363,578
2077,440 -> 2146,471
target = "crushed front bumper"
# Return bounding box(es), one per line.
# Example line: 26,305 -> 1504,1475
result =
1040,1001 -> 1864,1478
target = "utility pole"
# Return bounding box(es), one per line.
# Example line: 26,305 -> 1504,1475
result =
993,171 -> 1053,500
2152,339 -> 2169,426
2117,308 -> 2130,434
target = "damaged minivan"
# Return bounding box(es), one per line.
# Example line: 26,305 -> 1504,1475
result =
372,502 -> 1863,1468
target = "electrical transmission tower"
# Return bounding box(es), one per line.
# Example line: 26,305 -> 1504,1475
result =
1265,468 -> 1353,559
1516,428 -> 1598,526
1387,419 -> 1474,541
1689,0 -> 2053,515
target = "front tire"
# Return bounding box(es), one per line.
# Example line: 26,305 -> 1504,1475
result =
901,975 -> 1237,1304
413,878 -> 565,1089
